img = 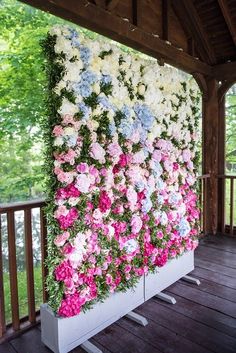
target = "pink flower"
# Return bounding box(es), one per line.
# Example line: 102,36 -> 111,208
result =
126,187 -> 137,211
56,184 -> 80,200
53,125 -> 64,137
62,114 -> 75,125
77,162 -> 89,173
118,154 -> 129,167
99,191 -> 112,212
55,260 -> 74,282
106,274 -> 113,285
131,215 -> 143,234
107,142 -> 122,158
76,174 -> 91,193
90,142 -> 106,163
182,149 -> 191,162
132,150 -> 146,164
57,171 -> 74,185
155,252 -> 168,267
58,292 -> 86,317
54,231 -> 70,247
58,207 -> 78,229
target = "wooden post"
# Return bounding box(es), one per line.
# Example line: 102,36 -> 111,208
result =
202,78 -> 219,235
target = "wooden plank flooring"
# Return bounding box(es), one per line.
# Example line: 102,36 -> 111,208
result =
1,235 -> 236,353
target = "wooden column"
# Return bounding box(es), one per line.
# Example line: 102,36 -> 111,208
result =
202,78 -> 219,235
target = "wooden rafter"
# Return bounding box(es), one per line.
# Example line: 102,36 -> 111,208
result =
107,0 -> 120,11
212,61 -> 236,81
171,0 -> 217,64
132,0 -> 138,26
20,0 -> 211,76
218,0 -> 236,46
162,0 -> 169,41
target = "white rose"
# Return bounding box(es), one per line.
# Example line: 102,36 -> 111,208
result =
58,98 -> 78,116
54,137 -> 64,146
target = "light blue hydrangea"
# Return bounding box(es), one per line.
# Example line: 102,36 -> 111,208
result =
169,192 -> 181,205
178,218 -> 191,237
134,103 -> 155,130
141,197 -> 153,214
74,81 -> 91,98
80,46 -> 91,65
108,122 -> 117,136
157,194 -> 165,205
67,28 -> 80,47
101,74 -> 112,84
135,181 -> 145,191
152,161 -> 163,178
121,105 -> 131,119
81,70 -> 97,84
78,102 -> 91,120
160,211 -> 168,225
98,96 -> 116,111
65,135 -> 77,147
119,119 -> 134,139
156,177 -> 165,190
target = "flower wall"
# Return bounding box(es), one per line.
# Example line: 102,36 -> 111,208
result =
42,26 -> 201,318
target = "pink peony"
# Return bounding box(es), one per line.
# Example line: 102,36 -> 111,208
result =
118,154 -> 129,167
55,260 -> 74,282
90,142 -> 106,163
99,191 -> 112,212
154,252 -> 168,267
182,149 -> 191,162
58,207 -> 78,229
58,292 -> 86,317
76,162 -> 89,173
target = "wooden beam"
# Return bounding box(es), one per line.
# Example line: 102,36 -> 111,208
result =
218,0 -> 236,46
212,61 -> 236,81
162,0 -> 169,41
132,0 -> 137,26
94,0 -> 107,9
171,0 -> 217,64
107,0 -> 120,11
20,0 -> 211,76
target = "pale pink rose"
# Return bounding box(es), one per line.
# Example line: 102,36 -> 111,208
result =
76,174 -> 91,193
131,215 -> 143,234
130,131 -> 140,143
54,231 -> 70,247
152,149 -> 162,162
182,149 -> 191,162
90,142 -> 106,163
93,208 -> 103,220
126,187 -> 137,211
132,150 -> 146,164
54,205 -> 69,218
164,160 -> 173,172
57,171 -> 74,184
89,165 -> 99,177
53,125 -> 64,137
62,114 -> 75,125
107,142 -> 122,158
156,139 -> 167,150
63,149 -> 76,165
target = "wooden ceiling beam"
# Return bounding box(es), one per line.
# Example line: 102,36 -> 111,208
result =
171,0 -> 217,64
107,0 -> 120,11
218,0 -> 236,46
162,0 -> 169,41
212,61 -> 236,81
20,0 -> 211,76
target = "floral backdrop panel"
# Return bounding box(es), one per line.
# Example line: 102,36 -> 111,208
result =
42,26 -> 201,318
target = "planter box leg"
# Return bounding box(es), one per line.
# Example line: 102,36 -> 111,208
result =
81,340 -> 103,353
126,311 -> 148,326
182,275 -> 200,286
155,292 -> 176,304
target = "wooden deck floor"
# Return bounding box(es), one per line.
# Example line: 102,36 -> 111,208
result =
1,235 -> 236,353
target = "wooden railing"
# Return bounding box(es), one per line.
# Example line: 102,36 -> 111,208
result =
198,174 -> 210,236
218,175 -> 236,236
0,199 -> 47,342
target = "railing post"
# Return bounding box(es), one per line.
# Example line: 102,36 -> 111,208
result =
230,178 -> 234,236
40,208 -> 48,303
202,78 -> 219,235
24,209 -> 36,323
7,211 -> 20,331
0,216 -> 6,338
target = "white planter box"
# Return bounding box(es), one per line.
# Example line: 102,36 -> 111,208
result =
41,251 -> 194,353
144,250 -> 194,300
41,276 -> 144,353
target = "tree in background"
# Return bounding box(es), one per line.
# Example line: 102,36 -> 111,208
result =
225,84 -> 236,174
0,0 -> 66,203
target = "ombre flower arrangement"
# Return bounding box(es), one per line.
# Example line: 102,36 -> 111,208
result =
42,25 -> 201,318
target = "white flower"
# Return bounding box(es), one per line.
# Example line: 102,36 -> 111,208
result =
58,98 -> 78,116
76,174 -> 91,193
124,239 -> 138,254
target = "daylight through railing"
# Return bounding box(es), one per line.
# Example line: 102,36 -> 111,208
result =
218,175 -> 236,236
0,199 -> 46,341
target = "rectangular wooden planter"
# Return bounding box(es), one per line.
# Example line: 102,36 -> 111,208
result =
41,250 -> 194,353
